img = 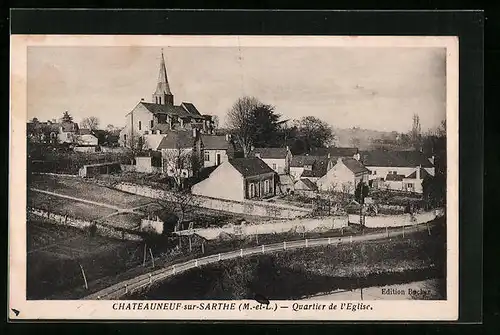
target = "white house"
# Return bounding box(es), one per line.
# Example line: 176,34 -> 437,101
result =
201,134 -> 240,168
402,167 -> 431,194
289,155 -> 329,182
250,147 -> 292,175
317,157 -> 370,194
156,129 -> 202,179
191,157 -> 276,202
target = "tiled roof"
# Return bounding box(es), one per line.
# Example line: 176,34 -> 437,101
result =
201,134 -> 231,150
140,102 -> 203,119
151,123 -> 172,134
157,131 -> 195,150
181,102 -> 202,116
78,128 -> 93,135
299,157 -> 329,178
361,150 -> 434,168
250,147 -> 288,159
296,178 -> 318,191
385,174 -> 405,181
405,168 -> 431,179
340,158 -> 370,175
229,157 -> 275,178
290,155 -> 321,167
310,147 -> 359,157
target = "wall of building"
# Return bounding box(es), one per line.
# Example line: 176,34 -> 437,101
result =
77,134 -> 98,146
143,133 -> 166,150
191,162 -> 245,201
317,161 -> 356,193
203,149 -> 229,168
261,158 -> 287,174
402,178 -> 424,194
347,208 -> 444,228
119,104 -> 154,147
366,166 -> 417,180
244,173 -> 275,199
114,182 -> 311,218
290,167 -> 305,180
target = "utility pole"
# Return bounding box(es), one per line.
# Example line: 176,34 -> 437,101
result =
79,264 -> 88,290
143,243 -> 147,266
149,248 -> 155,268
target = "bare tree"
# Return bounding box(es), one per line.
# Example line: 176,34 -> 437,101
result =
226,96 -> 261,157
410,113 -> 422,150
80,116 -> 100,130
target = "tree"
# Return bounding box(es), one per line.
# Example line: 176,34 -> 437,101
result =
251,104 -> 282,147
80,116 -> 100,130
410,113 -> 422,150
350,137 -> 361,148
354,182 -> 369,204
226,96 -> 261,157
293,116 -> 335,152
61,111 -> 73,123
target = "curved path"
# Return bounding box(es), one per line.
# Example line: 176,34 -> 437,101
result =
83,222 -> 434,300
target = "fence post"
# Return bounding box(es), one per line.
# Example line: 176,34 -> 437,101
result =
262,245 -> 265,254
172,265 -> 176,274
283,241 -> 286,250
350,235 -> 353,243
149,273 -> 152,284
195,259 -> 198,267
240,249 -> 243,257
386,226 -> 389,238
125,284 -> 128,294
328,237 -> 331,245
218,253 -> 221,261
305,239 -> 308,247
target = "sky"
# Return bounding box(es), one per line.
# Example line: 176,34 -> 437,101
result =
27,46 -> 446,133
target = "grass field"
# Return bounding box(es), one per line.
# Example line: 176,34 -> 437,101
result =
30,174 -> 153,208
28,191 -> 118,221
27,219 -> 145,299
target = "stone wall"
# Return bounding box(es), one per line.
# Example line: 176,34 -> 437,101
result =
347,208 -> 445,228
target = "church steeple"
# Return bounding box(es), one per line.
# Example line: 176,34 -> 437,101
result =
152,49 -> 174,105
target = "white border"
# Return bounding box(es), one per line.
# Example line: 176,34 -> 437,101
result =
9,35 -> 459,321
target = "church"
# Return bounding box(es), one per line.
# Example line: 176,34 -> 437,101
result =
119,50 -> 215,149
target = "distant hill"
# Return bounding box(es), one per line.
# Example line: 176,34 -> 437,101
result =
332,127 -> 404,150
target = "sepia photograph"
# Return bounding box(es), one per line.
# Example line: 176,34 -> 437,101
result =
10,35 -> 459,320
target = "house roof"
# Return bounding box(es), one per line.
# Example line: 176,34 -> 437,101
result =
385,174 -> 405,181
290,155 -> 321,167
78,128 -> 93,135
250,147 -> 289,159
405,168 -> 431,179
340,158 -> 370,175
139,102 -> 203,119
229,157 -> 275,178
181,102 -> 202,116
300,157 -> 329,178
151,123 -> 171,134
157,131 -> 195,150
310,147 -> 359,157
361,150 -> 434,168
296,178 -> 318,191
201,134 -> 231,150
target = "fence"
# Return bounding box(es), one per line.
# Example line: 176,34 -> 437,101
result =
84,221 -> 434,300
174,216 -> 349,240
114,182 -> 312,219
29,208 -> 143,241
347,208 -> 445,228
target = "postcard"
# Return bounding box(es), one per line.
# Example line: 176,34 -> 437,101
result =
9,34 -> 458,320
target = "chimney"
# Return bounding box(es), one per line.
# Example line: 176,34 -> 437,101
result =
337,157 -> 342,165
225,134 -> 230,141
429,155 -> 435,165
255,153 -> 261,159
192,127 -> 197,138
354,153 -> 361,161
327,153 -> 331,159
141,98 -> 144,101
156,130 -> 161,135
416,165 -> 421,180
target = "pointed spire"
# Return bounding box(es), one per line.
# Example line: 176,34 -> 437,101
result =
156,48 -> 172,95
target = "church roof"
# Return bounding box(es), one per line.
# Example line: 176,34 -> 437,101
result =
155,50 -> 172,95
181,102 -> 202,116
139,102 -> 203,119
